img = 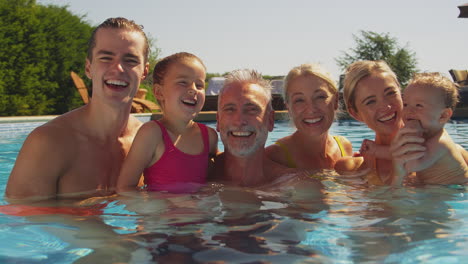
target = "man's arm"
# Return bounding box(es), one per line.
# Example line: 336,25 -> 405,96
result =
5,126 -> 67,201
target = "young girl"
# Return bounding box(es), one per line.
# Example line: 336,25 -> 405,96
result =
117,52 -> 218,192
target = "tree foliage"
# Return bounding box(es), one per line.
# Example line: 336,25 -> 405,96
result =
336,30 -> 418,87
0,0 -> 93,116
139,35 -> 161,103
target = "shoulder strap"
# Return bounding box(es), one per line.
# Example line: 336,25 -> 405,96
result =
197,123 -> 209,154
154,120 -> 173,148
333,135 -> 346,157
274,141 -> 297,168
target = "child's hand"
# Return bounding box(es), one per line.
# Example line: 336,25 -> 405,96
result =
360,139 -> 377,158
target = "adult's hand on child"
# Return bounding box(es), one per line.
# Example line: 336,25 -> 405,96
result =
389,121 -> 426,185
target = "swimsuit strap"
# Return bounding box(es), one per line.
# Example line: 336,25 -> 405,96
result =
274,141 -> 297,168
196,122 -> 210,154
333,135 -> 346,157
154,120 -> 209,154
153,120 -> 175,150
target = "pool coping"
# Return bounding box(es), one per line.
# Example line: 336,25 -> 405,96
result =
0,111 -> 291,123
0,113 -> 153,124
1,107 -> 467,123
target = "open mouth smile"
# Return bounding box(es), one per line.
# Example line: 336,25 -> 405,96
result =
303,117 -> 323,124
230,131 -> 253,137
105,79 -> 128,89
182,99 -> 197,106
378,112 -> 396,122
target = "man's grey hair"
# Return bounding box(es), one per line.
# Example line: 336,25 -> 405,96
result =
218,69 -> 273,110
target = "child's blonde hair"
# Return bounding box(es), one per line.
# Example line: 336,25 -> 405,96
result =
407,72 -> 459,110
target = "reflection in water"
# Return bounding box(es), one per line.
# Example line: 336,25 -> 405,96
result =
0,177 -> 467,263
1,119 -> 468,262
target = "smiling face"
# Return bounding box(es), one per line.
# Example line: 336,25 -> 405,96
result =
154,58 -> 206,121
85,28 -> 148,105
402,84 -> 450,137
216,82 -> 274,157
350,71 -> 403,139
286,75 -> 337,136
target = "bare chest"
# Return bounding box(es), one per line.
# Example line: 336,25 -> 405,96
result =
58,140 -> 130,195
293,148 -> 342,170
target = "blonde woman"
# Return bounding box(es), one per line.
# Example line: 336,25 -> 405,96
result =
338,60 -> 406,185
266,64 -> 353,171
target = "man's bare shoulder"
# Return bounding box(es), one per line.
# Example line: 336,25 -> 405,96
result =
5,111 -> 82,200
31,114 -> 80,146
34,108 -> 87,144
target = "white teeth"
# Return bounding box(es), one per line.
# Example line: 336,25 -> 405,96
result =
304,117 -> 322,124
231,131 -> 252,137
182,99 -> 196,106
379,112 -> 396,122
106,80 -> 127,86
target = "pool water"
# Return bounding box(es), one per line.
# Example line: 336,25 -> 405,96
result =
0,118 -> 467,263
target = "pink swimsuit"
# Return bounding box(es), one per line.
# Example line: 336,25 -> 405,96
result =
143,120 -> 209,191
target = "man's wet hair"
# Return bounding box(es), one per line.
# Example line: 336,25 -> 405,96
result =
87,17 -> 149,63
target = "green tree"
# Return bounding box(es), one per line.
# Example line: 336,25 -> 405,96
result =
336,30 -> 418,87
0,0 -> 93,116
139,34 -> 161,103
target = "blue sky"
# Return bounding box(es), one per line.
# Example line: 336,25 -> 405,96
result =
39,0 -> 467,82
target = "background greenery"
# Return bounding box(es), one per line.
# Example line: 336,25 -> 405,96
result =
0,0 -> 93,116
0,1 -> 418,116
336,30 -> 418,87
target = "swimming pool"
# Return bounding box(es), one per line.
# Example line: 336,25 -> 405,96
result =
0,117 -> 467,263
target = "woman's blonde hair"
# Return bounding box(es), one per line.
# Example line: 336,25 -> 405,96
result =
283,63 -> 337,103
343,60 -> 399,113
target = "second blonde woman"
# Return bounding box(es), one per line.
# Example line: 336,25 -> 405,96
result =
266,64 -> 353,171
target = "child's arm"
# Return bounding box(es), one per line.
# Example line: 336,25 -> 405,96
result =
334,156 -> 365,173
360,139 -> 392,160
457,144 -> 468,165
116,122 -> 161,193
334,137 -> 366,174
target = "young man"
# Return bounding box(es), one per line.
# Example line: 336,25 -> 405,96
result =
6,17 -> 150,200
